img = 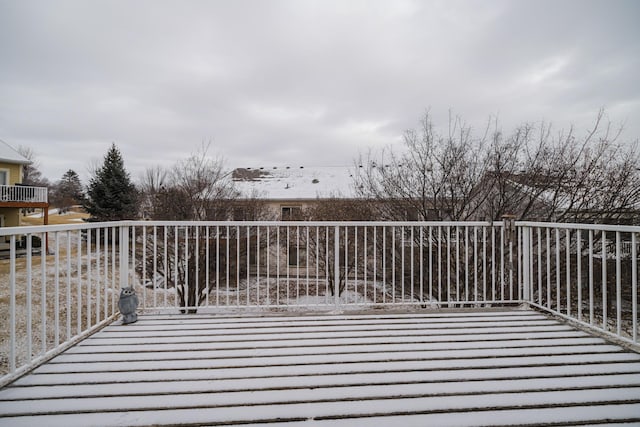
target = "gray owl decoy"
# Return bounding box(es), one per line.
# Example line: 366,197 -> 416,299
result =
118,286 -> 139,324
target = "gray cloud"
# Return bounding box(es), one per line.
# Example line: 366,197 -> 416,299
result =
1,0 -> 638,183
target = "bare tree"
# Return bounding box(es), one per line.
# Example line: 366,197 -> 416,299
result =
136,144 -> 269,312
138,165 -> 169,219
355,109 -> 640,224
353,110 -> 640,304
299,199 -> 374,297
355,111 -> 493,221
17,146 -> 50,188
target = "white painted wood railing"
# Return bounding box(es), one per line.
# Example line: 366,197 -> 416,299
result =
1,220 -> 638,386
0,185 -> 48,203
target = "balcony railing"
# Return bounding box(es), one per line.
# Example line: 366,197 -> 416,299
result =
0,185 -> 48,204
0,220 -> 638,387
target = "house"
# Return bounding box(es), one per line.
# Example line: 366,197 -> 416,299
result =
0,140 -> 49,249
232,166 -> 362,220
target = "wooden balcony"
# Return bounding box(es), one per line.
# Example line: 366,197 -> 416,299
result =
0,185 -> 48,207
1,220 -> 639,426
1,309 -> 639,426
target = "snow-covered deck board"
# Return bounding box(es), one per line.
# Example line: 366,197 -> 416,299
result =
1,309 -> 640,426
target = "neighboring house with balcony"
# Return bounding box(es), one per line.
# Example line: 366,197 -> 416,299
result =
0,140 -> 49,249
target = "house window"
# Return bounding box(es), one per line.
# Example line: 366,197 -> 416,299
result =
281,206 -> 302,220
233,207 -> 246,221
0,170 -> 8,186
288,245 -> 299,266
286,244 -> 307,267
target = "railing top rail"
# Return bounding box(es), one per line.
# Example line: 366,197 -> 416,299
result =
129,220 -> 504,228
0,184 -> 47,189
517,221 -> 640,233
0,220 -> 127,236
0,220 -> 505,235
4,219 -> 639,236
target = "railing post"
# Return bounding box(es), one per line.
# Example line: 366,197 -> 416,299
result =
502,215 -> 516,301
521,225 -> 531,302
119,225 -> 130,290
334,225 -> 340,308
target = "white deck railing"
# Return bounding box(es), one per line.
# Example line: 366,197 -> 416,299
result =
0,185 -> 48,203
1,220 -> 638,386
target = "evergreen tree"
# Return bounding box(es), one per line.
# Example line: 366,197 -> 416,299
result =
84,144 -> 138,221
51,169 -> 84,212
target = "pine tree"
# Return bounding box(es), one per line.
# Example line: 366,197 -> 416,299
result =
84,144 -> 138,221
52,169 -> 84,212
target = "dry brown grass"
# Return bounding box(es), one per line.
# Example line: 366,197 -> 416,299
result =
21,211 -> 90,226
1,231 -> 121,376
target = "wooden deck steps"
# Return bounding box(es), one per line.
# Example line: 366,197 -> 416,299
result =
1,309 -> 640,426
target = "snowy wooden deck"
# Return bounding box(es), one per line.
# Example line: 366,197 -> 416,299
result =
1,308 -> 640,426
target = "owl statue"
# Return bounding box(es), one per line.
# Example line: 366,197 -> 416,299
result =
118,286 -> 139,324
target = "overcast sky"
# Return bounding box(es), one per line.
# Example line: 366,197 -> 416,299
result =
1,0 -> 638,184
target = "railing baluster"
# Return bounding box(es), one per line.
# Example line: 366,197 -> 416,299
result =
26,234 -> 32,362
447,225 -> 451,306
174,225 -> 179,308
419,226 -> 424,304
196,226 -> 201,308
236,225 -> 240,307
184,225 -> 189,311
616,231 -> 622,336
373,226 -> 377,304
164,226 -> 169,308
226,226 -> 230,306
537,227 -> 542,306
264,225 -> 269,306
87,229 -> 92,331
491,225 -> 496,303
401,226 -> 405,304
77,230 -> 82,335
438,226 -> 442,304
334,225 -> 340,307
632,232 -> 637,343
577,230 -> 582,321
66,230 -> 72,342
256,226 -> 260,306
456,226 -> 460,304
382,226 -> 386,305
392,226 -> 396,304
555,228 -> 561,311
465,226 -> 469,303
355,227 -> 359,304
54,232 -> 60,346
546,228 -> 551,310
152,226 -> 157,309
602,230 -> 607,330
589,230 -> 594,325
566,229 -> 571,317
285,227 -> 292,304
9,235 -> 16,373
522,226 -> 531,302
364,227 -> 369,305
251,226 -> 258,306
276,226 -> 280,306
429,226 -> 433,304
482,226 -> 487,304
473,226 -> 477,302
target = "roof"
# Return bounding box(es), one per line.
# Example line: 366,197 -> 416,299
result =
232,166 -> 358,200
0,139 -> 30,165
